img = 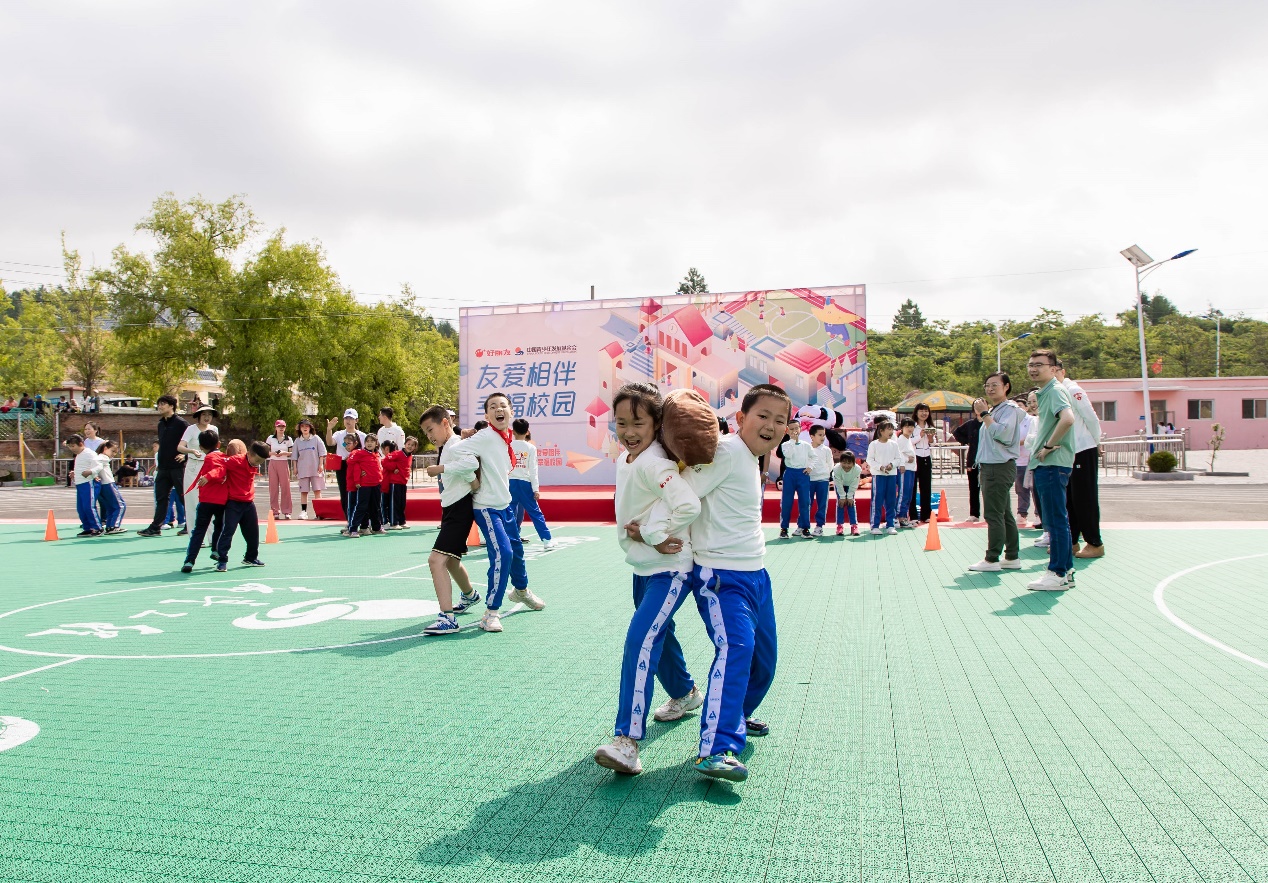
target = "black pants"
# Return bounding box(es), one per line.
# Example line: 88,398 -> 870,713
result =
1067,447 -> 1102,547
335,459 -> 349,515
185,502 -> 225,565
147,464 -> 186,530
909,455 -> 932,522
354,486 -> 382,533
217,499 -> 259,562
966,466 -> 981,518
382,484 -> 407,526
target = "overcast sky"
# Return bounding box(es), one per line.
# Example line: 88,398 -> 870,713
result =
3,1 -> 1266,330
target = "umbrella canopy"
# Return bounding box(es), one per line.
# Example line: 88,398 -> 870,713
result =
893,389 -> 977,413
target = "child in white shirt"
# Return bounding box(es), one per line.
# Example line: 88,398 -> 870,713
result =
65,435 -> 103,537
93,439 -> 127,533
832,450 -> 862,536
806,426 -> 835,536
778,427 -> 811,538
866,422 -> 904,534
896,419 -> 918,528
510,418 -> 555,548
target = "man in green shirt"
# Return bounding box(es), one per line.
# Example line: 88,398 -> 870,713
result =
1025,349 -> 1076,591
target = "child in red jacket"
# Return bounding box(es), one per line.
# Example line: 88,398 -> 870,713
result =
182,429 -> 227,572
212,439 -> 269,570
343,433 -> 385,537
380,439 -> 411,530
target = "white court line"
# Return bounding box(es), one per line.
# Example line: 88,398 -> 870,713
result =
378,562 -> 432,578
0,656 -> 85,683
1154,552 -> 1268,671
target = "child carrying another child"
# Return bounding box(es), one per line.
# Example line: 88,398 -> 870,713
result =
182,430 -> 227,573
93,440 -> 127,534
419,407 -> 483,635
65,435 -> 103,537
510,418 -> 556,549
593,383 -> 703,775
212,440 -> 269,572
679,383 -> 789,782
832,450 -> 861,536
867,421 -> 903,535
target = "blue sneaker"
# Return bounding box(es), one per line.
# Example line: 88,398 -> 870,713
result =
746,718 -> 770,737
215,562 -> 227,573
452,592 -> 481,614
423,613 -> 460,636
694,753 -> 748,782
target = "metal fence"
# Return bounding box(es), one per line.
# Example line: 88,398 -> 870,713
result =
0,412 -> 56,441
1099,433 -> 1188,474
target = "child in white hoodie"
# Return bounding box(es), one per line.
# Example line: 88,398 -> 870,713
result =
594,383 -> 703,776
866,421 -> 904,534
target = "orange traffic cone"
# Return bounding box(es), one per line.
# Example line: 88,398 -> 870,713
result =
44,509 -> 59,541
924,513 -> 942,551
936,489 -> 951,523
265,511 -> 280,544
467,522 -> 483,546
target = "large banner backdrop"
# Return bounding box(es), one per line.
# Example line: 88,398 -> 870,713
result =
459,286 -> 867,485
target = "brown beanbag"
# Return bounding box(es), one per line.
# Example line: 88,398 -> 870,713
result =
660,388 -> 719,467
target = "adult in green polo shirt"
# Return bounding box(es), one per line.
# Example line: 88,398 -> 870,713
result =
1025,349 -> 1076,591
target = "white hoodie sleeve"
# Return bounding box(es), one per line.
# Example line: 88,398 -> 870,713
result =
639,461 -> 702,548
441,440 -> 479,483
527,444 -> 540,492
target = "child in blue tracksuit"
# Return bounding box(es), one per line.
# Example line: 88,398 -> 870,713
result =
778,428 -> 811,538
680,383 -> 789,782
896,418 -> 918,528
867,421 -> 903,534
593,383 -> 703,776
65,435 -> 103,537
509,419 -> 555,548
806,426 -> 835,536
93,440 -> 127,533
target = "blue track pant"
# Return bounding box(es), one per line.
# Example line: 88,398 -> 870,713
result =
510,478 -> 552,542
474,504 -> 527,610
75,482 -> 102,532
809,479 -> 830,527
871,474 -> 898,529
836,496 -> 857,527
898,470 -> 915,520
98,483 -> 126,529
780,469 -> 810,531
693,565 -> 777,758
614,571 -> 696,740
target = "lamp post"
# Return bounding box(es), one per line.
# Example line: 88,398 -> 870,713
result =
1202,307 -> 1222,378
994,326 -> 1032,373
1119,245 -> 1197,434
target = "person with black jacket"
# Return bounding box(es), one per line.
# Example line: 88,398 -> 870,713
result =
953,414 -> 983,521
137,395 -> 189,537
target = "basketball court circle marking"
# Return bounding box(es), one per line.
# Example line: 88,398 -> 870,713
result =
1153,552 -> 1268,671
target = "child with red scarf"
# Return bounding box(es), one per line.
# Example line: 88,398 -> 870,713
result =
463,392 -> 546,632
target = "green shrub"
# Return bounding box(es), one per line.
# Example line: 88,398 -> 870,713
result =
1148,450 -> 1177,473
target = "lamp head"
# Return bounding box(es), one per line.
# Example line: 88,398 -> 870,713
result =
1170,249 -> 1197,260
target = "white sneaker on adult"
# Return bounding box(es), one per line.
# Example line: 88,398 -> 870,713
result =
298,510 -> 308,521
1027,571 -> 1073,591
654,686 -> 704,722
594,736 -> 642,775
478,610 -> 503,632
507,587 -> 546,610
968,559 -> 1002,572
1000,559 -> 1023,570
1034,533 -> 1050,548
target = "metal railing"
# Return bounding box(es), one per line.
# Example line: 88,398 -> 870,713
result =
0,411 -> 56,440
1099,433 -> 1188,474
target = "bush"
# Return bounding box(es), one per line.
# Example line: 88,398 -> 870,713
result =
1148,450 -> 1177,473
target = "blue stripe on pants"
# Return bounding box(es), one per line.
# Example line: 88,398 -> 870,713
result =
871,474 -> 898,528
474,505 -> 527,610
510,478 -> 552,542
99,484 -> 126,529
614,571 -> 696,740
693,565 -> 777,758
898,470 -> 915,519
809,479 -> 830,527
780,469 -> 810,530
75,482 -> 102,532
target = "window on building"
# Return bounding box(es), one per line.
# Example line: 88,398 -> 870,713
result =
1244,399 -> 1268,419
1188,400 -> 1214,420
1092,401 -> 1117,422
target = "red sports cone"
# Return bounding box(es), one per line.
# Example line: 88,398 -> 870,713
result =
44,509 -> 59,541
265,511 -> 280,544
924,514 -> 942,551
936,489 -> 951,523
467,522 -> 483,546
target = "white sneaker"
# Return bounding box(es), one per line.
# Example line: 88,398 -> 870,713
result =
654,686 -> 704,722
299,510 -> 308,521
1027,571 -> 1073,591
1034,532 -> 1050,548
507,587 -> 546,610
870,528 -> 882,535
811,526 -> 823,537
478,610 -> 503,632
1000,559 -> 1023,570
886,527 -> 898,535
968,559 -> 1002,572
594,735 -> 642,775
543,538 -> 559,550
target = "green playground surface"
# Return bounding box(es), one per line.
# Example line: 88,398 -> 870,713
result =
2,522 -> 1267,883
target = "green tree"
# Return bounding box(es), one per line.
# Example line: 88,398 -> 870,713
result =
892,299 -> 925,329
0,288 -> 63,396
676,268 -> 708,296
57,237 -> 112,397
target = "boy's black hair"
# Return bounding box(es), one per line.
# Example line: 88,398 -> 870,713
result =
840,450 -> 856,464
612,382 -> 662,425
156,394 -> 178,409
899,417 -> 915,429
65,434 -> 84,446
512,418 -> 530,435
249,440 -> 270,459
472,420 -> 488,432
809,424 -> 826,435
379,406 -> 394,419
419,405 -> 450,427
741,383 -> 791,416
482,392 -> 510,411
380,440 -> 397,453
198,429 -> 220,451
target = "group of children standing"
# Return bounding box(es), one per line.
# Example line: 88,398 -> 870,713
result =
337,430 -> 417,537
777,425 -> 863,538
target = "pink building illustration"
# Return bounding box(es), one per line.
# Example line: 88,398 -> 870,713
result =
653,304 -> 715,389
585,396 -> 612,450
770,339 -> 833,407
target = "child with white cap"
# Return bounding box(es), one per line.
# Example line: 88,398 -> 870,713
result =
326,408 -> 367,519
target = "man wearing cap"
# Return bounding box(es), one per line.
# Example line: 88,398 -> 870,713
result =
327,409 -> 367,517
178,405 -> 219,521
267,420 -> 295,520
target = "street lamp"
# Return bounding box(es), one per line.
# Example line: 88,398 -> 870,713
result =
1202,307 -> 1223,378
993,326 -> 1032,373
1119,245 -> 1197,434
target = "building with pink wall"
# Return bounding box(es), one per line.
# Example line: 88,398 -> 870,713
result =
1072,376 -> 1268,449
